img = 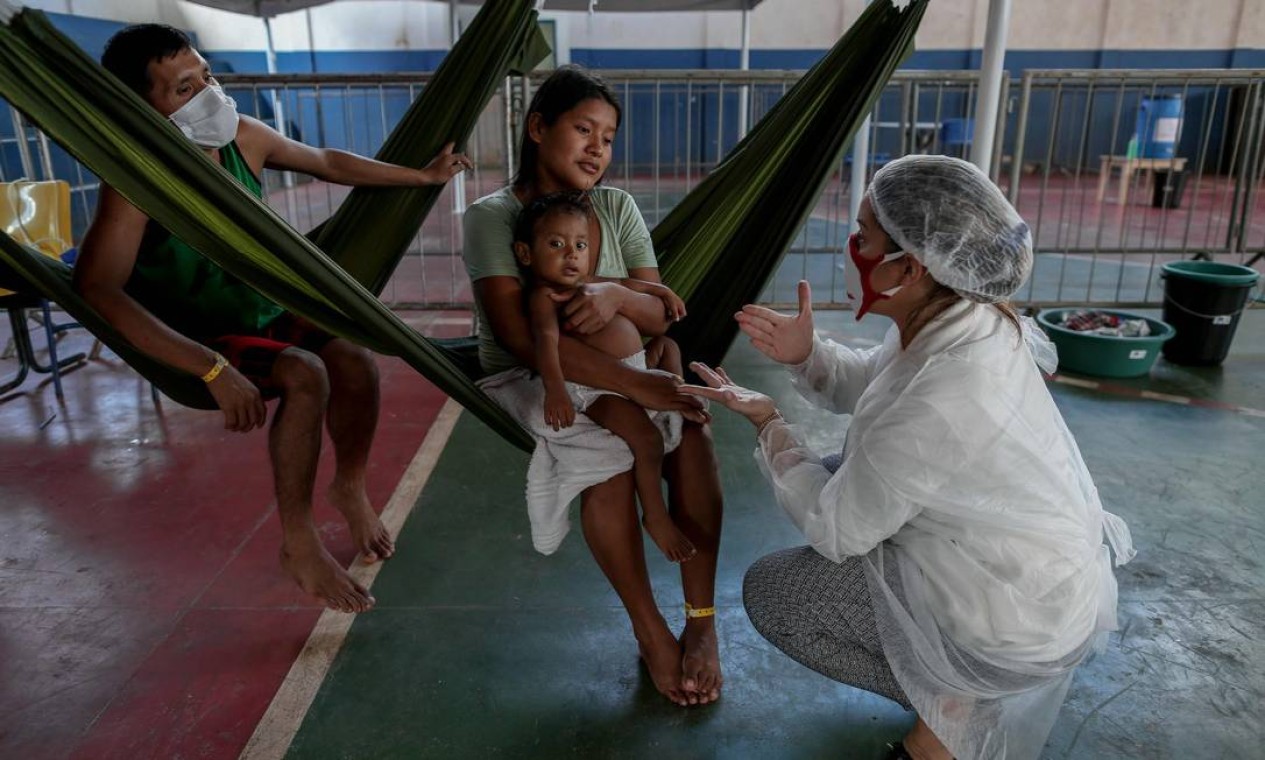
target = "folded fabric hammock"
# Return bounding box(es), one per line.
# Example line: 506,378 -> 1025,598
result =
0,0 -> 545,450
0,0 -> 928,452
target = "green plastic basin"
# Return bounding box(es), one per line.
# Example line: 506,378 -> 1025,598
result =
1036,309 -> 1175,378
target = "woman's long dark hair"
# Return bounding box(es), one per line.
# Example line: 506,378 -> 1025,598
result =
513,65 -> 622,191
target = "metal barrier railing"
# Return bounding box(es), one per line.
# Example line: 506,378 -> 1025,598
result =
503,69 -> 986,308
1,69 -> 983,308
3,67 -> 1261,311
1005,69 -> 1265,306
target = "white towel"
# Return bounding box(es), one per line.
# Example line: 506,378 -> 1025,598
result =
478,355 -> 684,555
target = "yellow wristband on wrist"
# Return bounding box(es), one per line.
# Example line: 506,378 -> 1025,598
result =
201,352 -> 228,384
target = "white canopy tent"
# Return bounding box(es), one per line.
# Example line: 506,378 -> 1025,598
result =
184,1 -> 765,85
185,1 -> 761,13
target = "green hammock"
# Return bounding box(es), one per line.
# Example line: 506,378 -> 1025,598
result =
0,0 -> 927,450
658,0 -> 927,368
0,1 -> 545,451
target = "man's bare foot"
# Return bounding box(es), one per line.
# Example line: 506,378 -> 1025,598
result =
327,481 -> 394,563
280,528 -> 375,613
680,616 -> 722,704
642,512 -> 697,563
636,623 -> 690,707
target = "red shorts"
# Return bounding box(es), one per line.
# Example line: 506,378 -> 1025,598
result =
206,314 -> 334,396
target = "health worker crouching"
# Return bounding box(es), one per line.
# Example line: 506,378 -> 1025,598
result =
683,155 -> 1135,760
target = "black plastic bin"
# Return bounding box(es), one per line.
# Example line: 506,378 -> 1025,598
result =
1152,170 -> 1187,209
1160,261 -> 1260,366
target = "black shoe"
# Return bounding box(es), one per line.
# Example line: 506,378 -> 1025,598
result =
882,740 -> 956,760
883,742 -> 914,760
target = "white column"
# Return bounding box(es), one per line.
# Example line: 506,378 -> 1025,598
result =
848,2 -> 871,233
970,0 -> 1012,174
262,14 -> 283,132
737,2 -> 751,139
849,119 -> 871,233
450,0 -> 467,215
262,14 -> 295,189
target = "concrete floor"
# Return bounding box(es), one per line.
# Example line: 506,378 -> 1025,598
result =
1,307 -> 1262,758
288,309 -> 1265,759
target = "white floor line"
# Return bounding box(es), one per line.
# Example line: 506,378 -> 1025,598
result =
238,399 -> 463,760
1139,390 -> 1192,405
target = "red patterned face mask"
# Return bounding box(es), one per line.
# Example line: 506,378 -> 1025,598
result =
844,233 -> 906,321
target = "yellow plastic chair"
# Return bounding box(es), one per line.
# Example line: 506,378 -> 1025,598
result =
1,179 -> 86,398
1,178 -> 73,265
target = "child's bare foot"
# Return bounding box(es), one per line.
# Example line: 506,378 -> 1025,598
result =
642,512 -> 697,563
636,624 -> 689,706
280,527 -> 375,613
328,481 -> 394,563
680,616 -> 722,704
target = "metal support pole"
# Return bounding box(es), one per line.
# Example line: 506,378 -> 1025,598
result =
991,76 -> 1010,184
1007,72 -> 1032,205
849,118 -> 871,233
1231,81 -> 1263,255
305,8 -> 327,148
263,15 -> 285,136
9,110 -> 35,180
737,3 -> 751,139
848,2 -> 872,233
449,0 -> 467,215
970,0 -> 1012,174
262,15 -> 295,188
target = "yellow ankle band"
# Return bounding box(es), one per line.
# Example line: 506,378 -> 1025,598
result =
684,603 -> 715,619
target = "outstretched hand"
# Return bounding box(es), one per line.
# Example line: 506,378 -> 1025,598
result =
418,141 -> 474,185
735,279 -> 815,365
681,362 -> 776,426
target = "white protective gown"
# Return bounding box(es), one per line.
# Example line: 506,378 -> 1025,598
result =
755,301 -> 1134,760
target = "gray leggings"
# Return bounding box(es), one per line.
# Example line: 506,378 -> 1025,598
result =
743,546 -> 913,710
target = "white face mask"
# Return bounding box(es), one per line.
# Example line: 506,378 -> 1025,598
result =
168,84 -> 238,149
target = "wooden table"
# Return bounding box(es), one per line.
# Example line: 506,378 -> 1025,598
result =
1097,155 -> 1188,205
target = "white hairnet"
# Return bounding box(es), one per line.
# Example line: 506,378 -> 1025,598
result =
868,155 -> 1033,303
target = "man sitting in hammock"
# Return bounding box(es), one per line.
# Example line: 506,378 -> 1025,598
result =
73,24 -> 472,614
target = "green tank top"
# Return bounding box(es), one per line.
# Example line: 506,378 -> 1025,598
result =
127,140 -> 284,339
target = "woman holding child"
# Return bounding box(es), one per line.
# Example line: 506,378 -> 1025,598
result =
461,65 -> 723,707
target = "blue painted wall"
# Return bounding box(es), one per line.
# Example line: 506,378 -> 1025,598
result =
204,50 -> 449,75
40,11 -> 151,61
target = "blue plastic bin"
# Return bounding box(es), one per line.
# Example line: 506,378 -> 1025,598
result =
1135,95 -> 1183,159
